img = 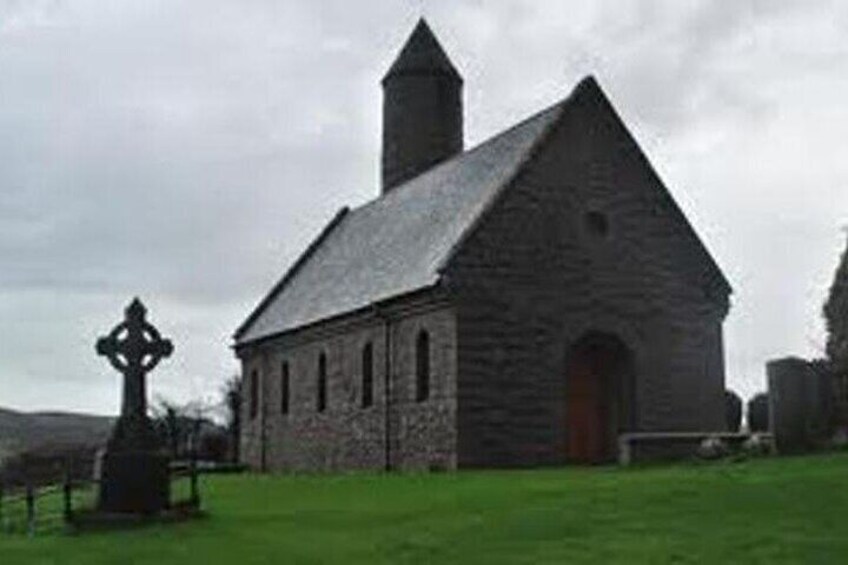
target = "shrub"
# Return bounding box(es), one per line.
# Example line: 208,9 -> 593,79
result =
697,436 -> 728,460
0,444 -> 100,488
742,433 -> 772,457
198,429 -> 229,462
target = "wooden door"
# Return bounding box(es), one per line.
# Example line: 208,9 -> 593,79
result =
566,354 -> 608,463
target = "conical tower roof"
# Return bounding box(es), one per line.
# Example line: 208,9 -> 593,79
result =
382,19 -> 461,82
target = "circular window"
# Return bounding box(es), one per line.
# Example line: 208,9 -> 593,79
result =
584,211 -> 610,239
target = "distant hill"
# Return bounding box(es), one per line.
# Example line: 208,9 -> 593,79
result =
0,407 -> 113,464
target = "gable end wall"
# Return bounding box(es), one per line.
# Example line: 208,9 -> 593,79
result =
448,83 -> 728,468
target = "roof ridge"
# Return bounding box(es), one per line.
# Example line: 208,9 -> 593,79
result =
234,78 -> 595,345
350,89 -> 579,217
435,87 -> 579,273
582,77 -> 732,295
233,207 -> 350,340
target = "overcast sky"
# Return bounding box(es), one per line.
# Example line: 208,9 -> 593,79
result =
1,0 -> 846,416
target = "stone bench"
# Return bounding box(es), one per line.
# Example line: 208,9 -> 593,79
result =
617,431 -> 772,465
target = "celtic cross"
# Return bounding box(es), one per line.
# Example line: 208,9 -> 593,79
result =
96,298 -> 173,428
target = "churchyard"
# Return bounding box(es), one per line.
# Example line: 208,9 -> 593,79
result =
3,10 -> 848,565
2,278 -> 845,562
1,453 -> 847,563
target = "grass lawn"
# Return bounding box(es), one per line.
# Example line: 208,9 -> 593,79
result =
1,453 -> 847,564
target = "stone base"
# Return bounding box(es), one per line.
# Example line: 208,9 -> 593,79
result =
617,432 -> 762,465
71,501 -> 203,532
98,450 -> 170,514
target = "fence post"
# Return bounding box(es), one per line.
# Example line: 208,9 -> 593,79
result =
63,472 -> 73,525
25,483 -> 35,537
189,455 -> 199,508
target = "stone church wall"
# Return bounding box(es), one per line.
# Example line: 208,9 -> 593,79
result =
448,80 -> 728,468
239,303 -> 457,472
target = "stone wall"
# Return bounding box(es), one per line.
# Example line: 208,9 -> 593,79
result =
239,301 -> 457,472
448,79 -> 728,468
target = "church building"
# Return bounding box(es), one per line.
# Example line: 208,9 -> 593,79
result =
234,20 -> 732,471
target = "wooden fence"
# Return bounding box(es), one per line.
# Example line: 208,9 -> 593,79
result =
0,460 -> 200,536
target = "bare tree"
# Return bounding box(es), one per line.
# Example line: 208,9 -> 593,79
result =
151,398 -> 190,459
222,375 -> 242,463
825,235 -> 848,365
824,233 -> 848,424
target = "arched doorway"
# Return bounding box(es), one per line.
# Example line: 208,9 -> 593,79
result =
565,332 -> 635,464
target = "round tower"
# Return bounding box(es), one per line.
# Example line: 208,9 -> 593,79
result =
381,19 -> 463,193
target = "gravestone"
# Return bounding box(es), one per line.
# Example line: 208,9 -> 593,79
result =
95,298 -> 173,513
767,357 -> 832,453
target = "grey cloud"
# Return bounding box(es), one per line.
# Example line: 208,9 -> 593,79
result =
1,1 -> 847,413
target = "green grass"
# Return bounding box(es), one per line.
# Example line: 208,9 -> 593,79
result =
2,454 -> 848,564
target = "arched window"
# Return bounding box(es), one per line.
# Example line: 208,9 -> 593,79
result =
362,342 -> 374,408
249,369 -> 259,420
317,353 -> 327,412
416,330 -> 430,402
280,361 -> 290,415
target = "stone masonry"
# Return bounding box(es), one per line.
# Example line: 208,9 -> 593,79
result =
239,299 -> 457,472
234,20 -> 730,472
448,79 -> 727,468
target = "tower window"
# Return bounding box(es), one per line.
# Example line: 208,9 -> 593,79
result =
317,353 -> 327,412
416,330 -> 430,402
362,342 -> 374,408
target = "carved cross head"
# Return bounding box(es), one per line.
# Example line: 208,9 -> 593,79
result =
96,298 -> 173,376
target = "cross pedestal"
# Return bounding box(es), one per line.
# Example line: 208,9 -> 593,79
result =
95,298 -> 173,514
96,449 -> 170,514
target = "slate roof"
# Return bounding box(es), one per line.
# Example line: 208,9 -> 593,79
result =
235,91 -> 568,345
235,76 -> 733,346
